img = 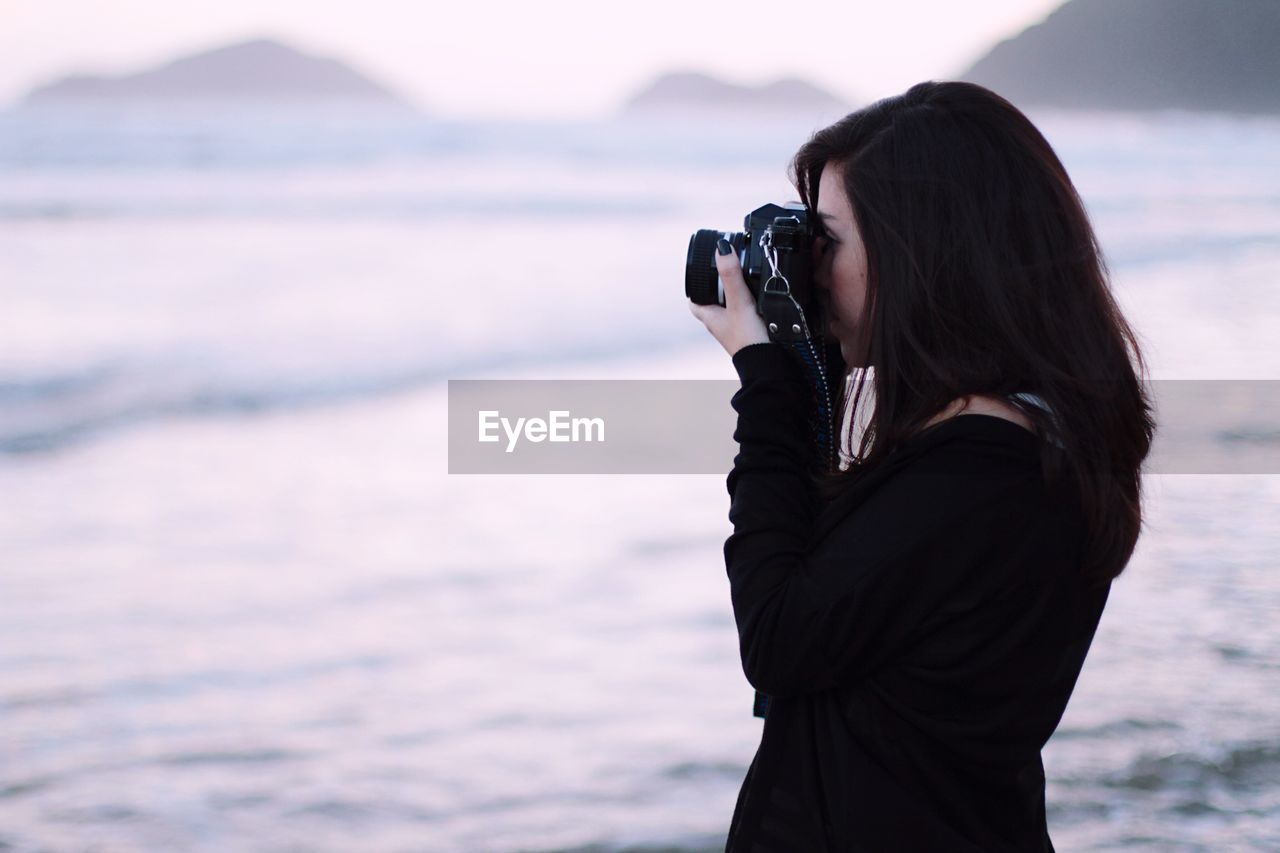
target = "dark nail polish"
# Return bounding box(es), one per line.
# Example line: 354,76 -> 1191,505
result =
717,239 -> 732,256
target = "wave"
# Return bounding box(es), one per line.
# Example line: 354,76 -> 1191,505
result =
1053,717 -> 1183,740
0,359 -> 450,455
1096,741 -> 1280,793
0,330 -> 702,457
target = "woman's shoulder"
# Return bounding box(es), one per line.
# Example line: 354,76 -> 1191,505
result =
899,412 -> 1046,476
809,416 -> 1055,551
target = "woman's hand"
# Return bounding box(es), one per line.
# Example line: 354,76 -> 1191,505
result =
688,239 -> 772,357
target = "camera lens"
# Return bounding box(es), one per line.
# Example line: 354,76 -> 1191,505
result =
685,230 -> 723,305
686,229 -> 744,306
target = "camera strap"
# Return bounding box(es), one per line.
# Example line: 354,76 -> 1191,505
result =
755,230 -> 839,475
757,228 -> 812,345
749,335 -> 842,724
750,234 -> 843,722
759,277 -> 812,344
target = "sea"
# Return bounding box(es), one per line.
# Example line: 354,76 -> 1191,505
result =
1,102 -> 1278,851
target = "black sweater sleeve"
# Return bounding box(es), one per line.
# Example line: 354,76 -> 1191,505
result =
724,342 -> 1005,700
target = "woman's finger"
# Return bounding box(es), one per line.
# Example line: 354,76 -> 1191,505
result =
690,238 -> 772,356
714,239 -> 750,311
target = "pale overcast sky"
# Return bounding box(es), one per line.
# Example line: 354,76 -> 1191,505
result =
0,0 -> 1064,118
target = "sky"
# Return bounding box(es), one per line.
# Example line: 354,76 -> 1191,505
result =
0,0 -> 1066,119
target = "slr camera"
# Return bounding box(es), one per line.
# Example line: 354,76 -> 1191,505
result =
684,202 -> 830,344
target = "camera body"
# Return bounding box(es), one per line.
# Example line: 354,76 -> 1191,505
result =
685,202 -> 826,344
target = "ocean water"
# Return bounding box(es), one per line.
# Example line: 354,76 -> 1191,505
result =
1,105 -> 1279,851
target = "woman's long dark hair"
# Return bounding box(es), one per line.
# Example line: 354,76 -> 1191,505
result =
791,81 -> 1155,588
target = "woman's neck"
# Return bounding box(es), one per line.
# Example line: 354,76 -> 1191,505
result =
923,395 -> 1036,434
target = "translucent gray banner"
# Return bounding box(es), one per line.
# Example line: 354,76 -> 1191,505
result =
447,380 -> 1280,475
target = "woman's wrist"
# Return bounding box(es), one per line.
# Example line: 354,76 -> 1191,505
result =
731,341 -> 804,384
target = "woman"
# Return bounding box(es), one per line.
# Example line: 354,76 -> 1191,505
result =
689,81 -> 1155,850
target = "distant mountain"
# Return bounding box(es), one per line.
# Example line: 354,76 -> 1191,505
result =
21,38 -> 414,109
959,0 -> 1280,114
621,71 -> 852,118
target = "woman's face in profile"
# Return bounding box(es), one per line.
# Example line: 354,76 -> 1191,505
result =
813,162 -> 870,368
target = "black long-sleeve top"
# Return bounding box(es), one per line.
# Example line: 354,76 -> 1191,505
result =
722,342 -> 1112,851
